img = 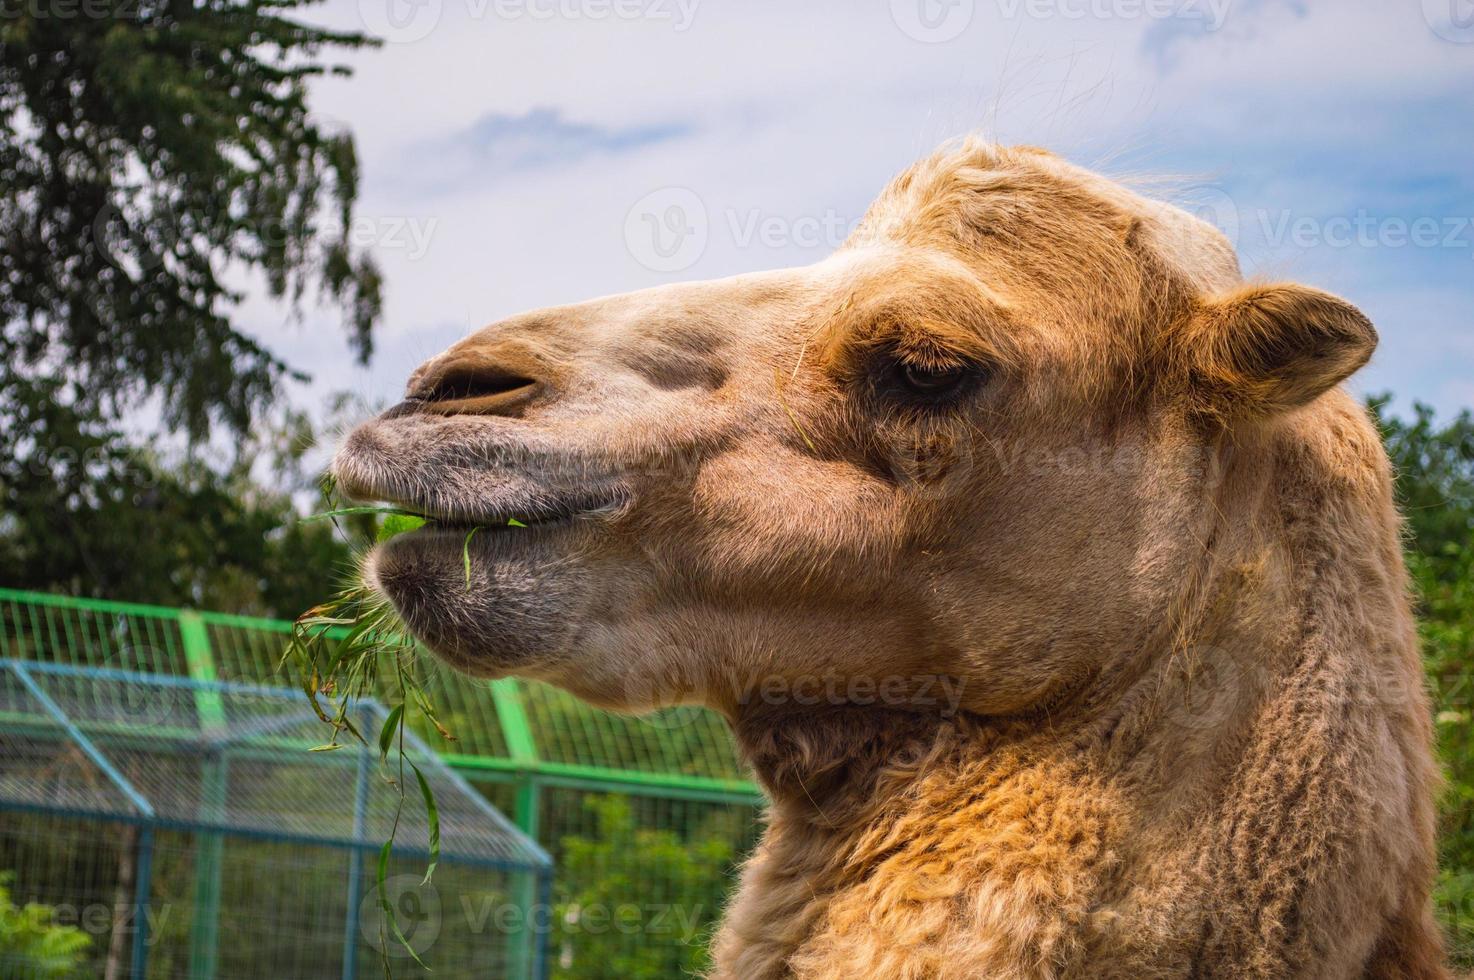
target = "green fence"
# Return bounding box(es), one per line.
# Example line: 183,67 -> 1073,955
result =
0,588 -> 764,979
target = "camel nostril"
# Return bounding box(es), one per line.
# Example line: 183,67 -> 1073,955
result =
408,358 -> 543,416
421,367 -> 538,402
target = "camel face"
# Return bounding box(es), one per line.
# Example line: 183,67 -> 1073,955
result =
333,141 -> 1376,721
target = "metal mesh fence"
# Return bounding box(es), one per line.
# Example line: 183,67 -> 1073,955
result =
0,657 -> 551,978
0,813 -> 534,978
0,588 -> 762,978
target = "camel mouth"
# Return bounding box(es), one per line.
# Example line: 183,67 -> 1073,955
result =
330,417 -> 632,676
364,492 -> 627,534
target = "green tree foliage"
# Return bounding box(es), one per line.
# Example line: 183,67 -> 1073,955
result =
0,0 -> 382,615
0,0 -> 382,434
1370,396 -> 1474,964
0,394 -> 361,616
553,796 -> 737,980
0,872 -> 91,979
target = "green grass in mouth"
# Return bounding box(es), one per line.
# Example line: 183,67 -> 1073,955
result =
284,476 -> 524,975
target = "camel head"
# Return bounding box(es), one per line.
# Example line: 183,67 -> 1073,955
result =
332,140 -> 1378,729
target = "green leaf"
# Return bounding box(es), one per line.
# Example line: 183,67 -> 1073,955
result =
379,703 -> 405,762
378,513 -> 427,543
507,518 -> 527,527
297,615 -> 355,626
309,742 -> 346,752
303,506 -> 420,523
462,527 -> 480,589
376,840 -> 430,971
411,761 -> 440,885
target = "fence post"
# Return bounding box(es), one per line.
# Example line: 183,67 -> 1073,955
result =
489,679 -> 542,978
342,714 -> 373,980
130,827 -> 155,979
180,611 -> 225,980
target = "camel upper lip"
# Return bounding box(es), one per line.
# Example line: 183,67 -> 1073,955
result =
332,416 -> 635,530
334,464 -> 629,530
342,483 -> 628,529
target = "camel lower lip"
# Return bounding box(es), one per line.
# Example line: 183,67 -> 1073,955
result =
367,516 -> 591,678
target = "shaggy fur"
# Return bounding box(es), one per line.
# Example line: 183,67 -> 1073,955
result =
333,140 -> 1450,978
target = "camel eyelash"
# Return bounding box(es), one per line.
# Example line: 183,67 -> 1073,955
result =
867,347 -> 991,408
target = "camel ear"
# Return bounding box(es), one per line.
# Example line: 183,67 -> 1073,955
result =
1185,283 -> 1377,416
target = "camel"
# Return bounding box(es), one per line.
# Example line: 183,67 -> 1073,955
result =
332,140 -> 1450,978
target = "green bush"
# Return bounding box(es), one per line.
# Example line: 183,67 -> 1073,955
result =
0,872 -> 91,979
553,797 -> 736,980
1373,398 -> 1474,967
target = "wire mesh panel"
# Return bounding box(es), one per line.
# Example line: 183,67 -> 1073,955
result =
0,814 -> 538,979
0,661 -> 551,978
0,593 -> 188,676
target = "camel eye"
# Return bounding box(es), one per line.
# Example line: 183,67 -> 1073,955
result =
899,361 -> 968,395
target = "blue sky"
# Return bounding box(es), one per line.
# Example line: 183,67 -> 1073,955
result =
241,0 -> 1474,426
